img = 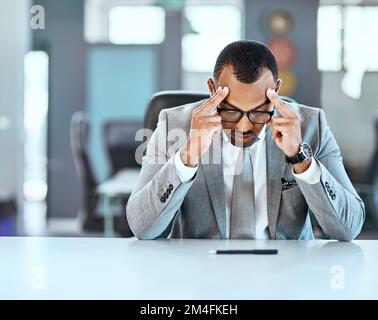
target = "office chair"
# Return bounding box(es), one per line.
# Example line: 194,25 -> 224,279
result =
103,120 -> 143,176
102,120 -> 144,237
70,111 -> 101,232
144,90 -> 210,131
71,112 -> 135,236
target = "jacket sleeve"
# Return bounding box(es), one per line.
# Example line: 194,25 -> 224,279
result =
295,109 -> 365,241
126,110 -> 195,240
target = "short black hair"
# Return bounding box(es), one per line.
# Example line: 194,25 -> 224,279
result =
213,40 -> 278,83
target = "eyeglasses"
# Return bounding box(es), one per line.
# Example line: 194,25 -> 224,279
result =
217,103 -> 275,124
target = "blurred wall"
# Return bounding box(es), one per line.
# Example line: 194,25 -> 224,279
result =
0,0 -> 30,206
33,0 -> 85,218
245,0 -> 321,107
86,45 -> 157,181
322,72 -> 378,174
87,11 -> 182,181
31,1 -> 183,218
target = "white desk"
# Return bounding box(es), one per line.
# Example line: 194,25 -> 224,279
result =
1,237 -> 378,299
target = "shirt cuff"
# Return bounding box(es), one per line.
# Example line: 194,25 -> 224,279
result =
174,150 -> 198,183
292,157 -> 321,185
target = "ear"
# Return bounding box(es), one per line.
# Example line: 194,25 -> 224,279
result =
275,79 -> 282,94
207,78 -> 216,96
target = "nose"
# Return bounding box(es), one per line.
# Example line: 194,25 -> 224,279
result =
235,113 -> 254,132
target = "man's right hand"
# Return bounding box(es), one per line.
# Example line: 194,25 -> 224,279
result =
180,86 -> 229,167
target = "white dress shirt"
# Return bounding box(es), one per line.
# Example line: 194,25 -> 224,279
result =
173,126 -> 321,239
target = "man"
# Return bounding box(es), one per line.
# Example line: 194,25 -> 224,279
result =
127,40 -> 365,241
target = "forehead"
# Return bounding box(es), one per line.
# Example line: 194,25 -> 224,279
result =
217,65 -> 275,110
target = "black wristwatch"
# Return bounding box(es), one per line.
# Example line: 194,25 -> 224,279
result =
286,143 -> 313,164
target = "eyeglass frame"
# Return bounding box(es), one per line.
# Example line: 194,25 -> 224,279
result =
217,100 -> 275,124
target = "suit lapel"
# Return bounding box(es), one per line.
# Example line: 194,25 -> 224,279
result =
200,135 -> 227,239
266,127 -> 286,239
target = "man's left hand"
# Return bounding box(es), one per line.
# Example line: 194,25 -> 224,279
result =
266,88 -> 302,158
266,88 -> 311,173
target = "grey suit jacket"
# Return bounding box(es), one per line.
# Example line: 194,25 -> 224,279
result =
126,101 -> 365,241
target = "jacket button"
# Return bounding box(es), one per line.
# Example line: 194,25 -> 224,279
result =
164,193 -> 169,198
169,184 -> 173,191
160,197 -> 166,203
167,189 -> 171,195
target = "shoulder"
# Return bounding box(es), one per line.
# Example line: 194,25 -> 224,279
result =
289,102 -> 323,122
286,102 -> 326,131
288,102 -> 332,153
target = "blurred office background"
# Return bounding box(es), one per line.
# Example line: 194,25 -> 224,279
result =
0,0 -> 377,238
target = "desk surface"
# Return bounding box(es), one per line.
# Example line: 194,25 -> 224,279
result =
1,237 -> 378,299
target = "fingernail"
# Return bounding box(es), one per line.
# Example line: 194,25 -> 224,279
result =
267,88 -> 274,95
222,86 -> 228,93
216,86 -> 222,93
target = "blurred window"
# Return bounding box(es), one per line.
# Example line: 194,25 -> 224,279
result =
318,4 -> 378,71
344,6 -> 378,71
23,51 -> 49,202
317,5 -> 342,71
182,3 -> 242,72
182,1 -> 243,91
23,51 -> 49,235
84,0 -> 165,44
109,6 -> 165,44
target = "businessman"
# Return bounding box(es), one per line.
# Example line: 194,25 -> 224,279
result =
127,40 -> 365,241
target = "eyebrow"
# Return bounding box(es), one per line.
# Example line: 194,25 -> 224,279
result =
221,98 -> 271,111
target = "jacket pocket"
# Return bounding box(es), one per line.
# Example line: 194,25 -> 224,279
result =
277,185 -> 309,239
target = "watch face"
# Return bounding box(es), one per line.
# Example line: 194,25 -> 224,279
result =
301,143 -> 313,158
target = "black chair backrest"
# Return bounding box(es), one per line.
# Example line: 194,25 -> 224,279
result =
103,121 -> 143,175
70,112 -> 97,188
144,90 -> 209,131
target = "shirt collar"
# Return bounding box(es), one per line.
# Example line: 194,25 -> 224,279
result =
257,124 -> 267,141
